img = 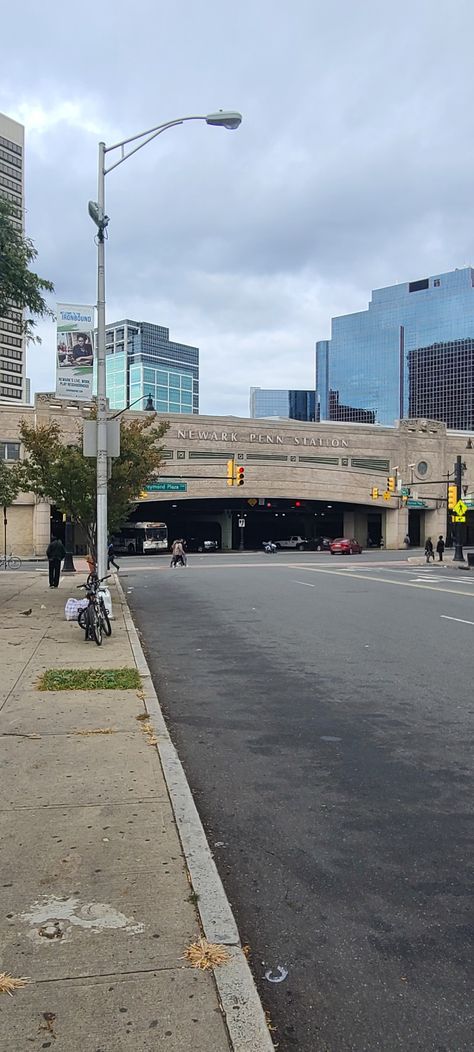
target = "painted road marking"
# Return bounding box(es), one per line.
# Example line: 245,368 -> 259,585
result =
300,564 -> 474,599
440,615 -> 474,626
292,580 -> 316,587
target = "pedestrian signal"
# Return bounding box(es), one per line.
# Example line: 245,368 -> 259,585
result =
448,484 -> 457,509
236,466 -> 245,486
227,459 -> 235,487
387,476 -> 395,492
370,487 -> 379,500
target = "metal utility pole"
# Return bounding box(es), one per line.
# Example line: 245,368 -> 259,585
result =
453,455 -> 465,562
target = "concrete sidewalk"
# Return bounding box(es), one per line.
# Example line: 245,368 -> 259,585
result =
0,571 -> 272,1051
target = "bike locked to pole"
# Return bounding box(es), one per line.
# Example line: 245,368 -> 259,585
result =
77,573 -> 112,646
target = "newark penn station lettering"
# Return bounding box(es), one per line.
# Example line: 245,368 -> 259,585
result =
177,429 -> 349,447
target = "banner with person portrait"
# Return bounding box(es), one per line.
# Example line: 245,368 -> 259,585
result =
56,303 -> 95,401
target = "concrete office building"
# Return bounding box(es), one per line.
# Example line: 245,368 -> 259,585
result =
0,112 -> 29,406
105,319 -> 199,414
250,387 -> 316,421
317,267 -> 474,430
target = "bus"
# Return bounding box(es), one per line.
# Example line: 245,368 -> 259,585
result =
110,522 -> 168,555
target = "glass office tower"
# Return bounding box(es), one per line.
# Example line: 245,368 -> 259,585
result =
105,319 -> 198,413
316,267 -> 474,428
250,387 -> 315,421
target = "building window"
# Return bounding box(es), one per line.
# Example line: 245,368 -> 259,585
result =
0,441 -> 21,460
433,279 -> 441,287
408,278 -> 429,293
417,461 -> 428,476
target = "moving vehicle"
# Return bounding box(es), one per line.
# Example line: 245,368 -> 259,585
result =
308,536 -> 332,551
184,538 -> 219,553
329,538 -> 363,555
110,522 -> 168,555
275,535 -> 308,550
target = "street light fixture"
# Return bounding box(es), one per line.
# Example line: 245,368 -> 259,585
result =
89,110 -> 242,577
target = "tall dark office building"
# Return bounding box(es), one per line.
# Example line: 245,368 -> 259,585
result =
105,319 -> 199,413
316,267 -> 474,429
250,387 -> 315,421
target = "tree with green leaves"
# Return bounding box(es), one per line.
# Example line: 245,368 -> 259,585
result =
0,197 -> 55,340
0,459 -> 23,560
19,413 -> 169,556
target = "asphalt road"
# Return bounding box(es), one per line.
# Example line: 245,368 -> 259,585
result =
124,551 -> 473,1052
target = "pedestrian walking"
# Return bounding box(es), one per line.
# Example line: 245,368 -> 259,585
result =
404,533 -> 410,549
425,537 -> 434,563
170,539 -> 186,567
46,535 -> 66,588
107,540 -> 120,571
436,535 -> 445,562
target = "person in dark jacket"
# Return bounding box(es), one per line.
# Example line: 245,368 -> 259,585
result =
425,537 -> 434,563
107,541 -> 119,571
46,536 -> 66,587
436,535 -> 445,562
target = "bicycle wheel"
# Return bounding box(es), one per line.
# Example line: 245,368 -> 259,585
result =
78,606 -> 88,632
8,556 -> 21,570
89,603 -> 102,646
100,598 -> 112,637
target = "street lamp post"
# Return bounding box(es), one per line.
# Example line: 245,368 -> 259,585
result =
89,111 -> 242,578
453,454 -> 465,562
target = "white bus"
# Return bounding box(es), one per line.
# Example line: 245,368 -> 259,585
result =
111,522 -> 168,555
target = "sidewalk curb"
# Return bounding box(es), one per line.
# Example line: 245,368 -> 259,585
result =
115,575 -> 274,1052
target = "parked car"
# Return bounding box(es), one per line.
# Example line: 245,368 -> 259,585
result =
184,538 -> 219,553
329,537 -> 363,555
308,536 -> 332,551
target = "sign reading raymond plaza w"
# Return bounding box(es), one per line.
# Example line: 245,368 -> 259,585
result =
56,303 -> 95,401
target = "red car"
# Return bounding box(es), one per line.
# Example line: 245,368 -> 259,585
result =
329,537 -> 363,555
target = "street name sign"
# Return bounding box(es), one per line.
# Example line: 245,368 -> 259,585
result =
146,482 -> 187,493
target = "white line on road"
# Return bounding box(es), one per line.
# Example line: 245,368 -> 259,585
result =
440,614 -> 474,626
292,580 -> 316,587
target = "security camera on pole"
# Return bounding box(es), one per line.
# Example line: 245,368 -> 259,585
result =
88,111 -> 242,578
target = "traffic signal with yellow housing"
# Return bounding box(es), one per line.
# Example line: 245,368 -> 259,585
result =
227,459 -> 235,486
387,476 -> 395,492
370,486 -> 379,499
236,466 -> 245,486
448,484 -> 457,509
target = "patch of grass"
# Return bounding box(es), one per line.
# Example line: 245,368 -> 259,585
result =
38,668 -> 141,691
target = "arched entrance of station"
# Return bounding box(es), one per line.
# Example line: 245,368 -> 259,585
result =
128,497 -> 385,551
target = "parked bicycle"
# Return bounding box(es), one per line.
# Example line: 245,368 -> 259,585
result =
0,555 -> 21,570
77,573 -> 112,646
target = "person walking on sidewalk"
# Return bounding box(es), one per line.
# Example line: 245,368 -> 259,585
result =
107,540 -> 120,571
436,535 -> 445,562
46,536 -> 66,588
425,537 -> 435,563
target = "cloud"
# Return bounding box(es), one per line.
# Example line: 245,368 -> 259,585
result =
3,0 -> 474,416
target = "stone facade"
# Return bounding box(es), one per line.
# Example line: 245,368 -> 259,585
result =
1,393 -> 473,554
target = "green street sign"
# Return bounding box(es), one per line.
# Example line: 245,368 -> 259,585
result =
401,487 -> 410,497
407,498 -> 427,508
146,481 -> 187,492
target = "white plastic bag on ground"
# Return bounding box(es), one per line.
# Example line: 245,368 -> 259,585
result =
65,598 -> 88,621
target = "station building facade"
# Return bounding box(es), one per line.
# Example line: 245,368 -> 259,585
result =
1,393 -> 473,555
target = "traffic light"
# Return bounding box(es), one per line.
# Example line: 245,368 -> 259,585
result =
387,476 -> 395,492
236,466 -> 245,486
227,459 -> 235,486
448,484 -> 457,509
370,487 -> 379,500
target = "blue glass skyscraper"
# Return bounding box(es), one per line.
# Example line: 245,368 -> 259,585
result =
316,267 -> 474,429
250,387 -> 315,421
105,319 -> 199,414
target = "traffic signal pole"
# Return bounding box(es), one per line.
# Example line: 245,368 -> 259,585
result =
453,455 -> 465,562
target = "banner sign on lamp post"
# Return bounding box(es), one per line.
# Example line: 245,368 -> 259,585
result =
56,303 -> 95,401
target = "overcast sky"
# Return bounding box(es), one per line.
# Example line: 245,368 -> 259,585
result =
2,0 -> 474,416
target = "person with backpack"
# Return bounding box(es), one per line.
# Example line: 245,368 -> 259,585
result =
425,537 -> 434,563
436,535 -> 445,562
46,535 -> 66,588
